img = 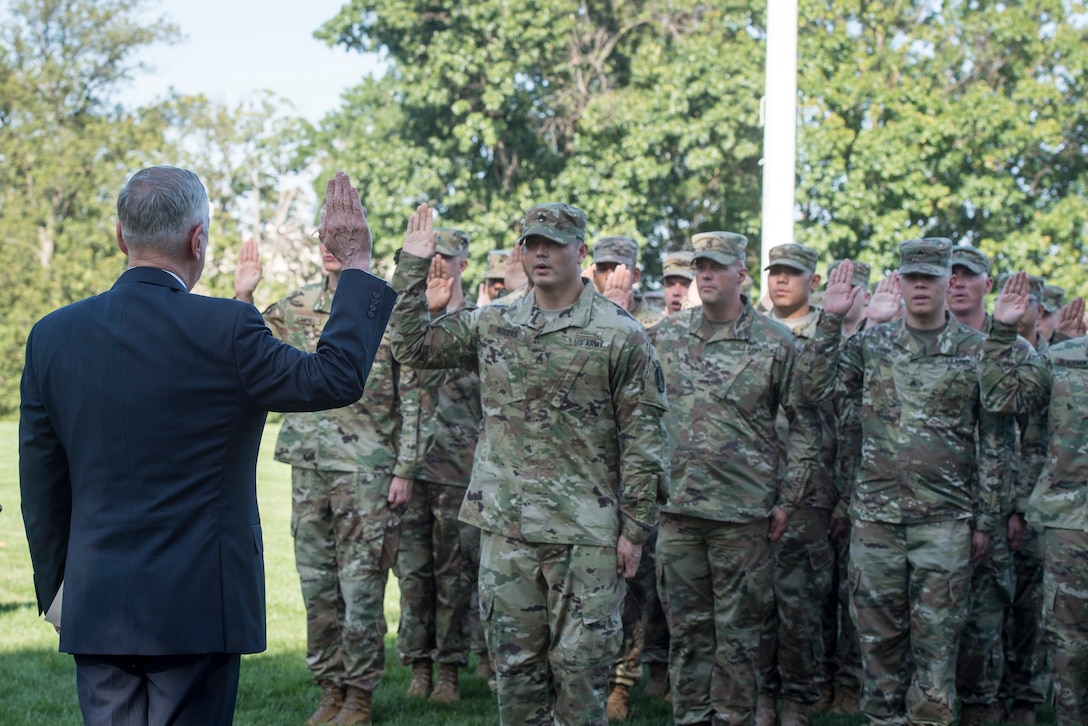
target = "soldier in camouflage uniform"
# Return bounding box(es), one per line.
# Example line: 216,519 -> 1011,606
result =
649,232 -> 819,726
820,260 -> 870,716
815,241 -> 1006,726
946,248 -> 1019,725
979,271 -> 1088,726
755,243 -> 835,726
1037,284 -> 1064,345
234,236 -> 420,726
477,249 -> 509,305
662,250 -> 695,317
591,235 -> 664,327
389,202 -> 670,726
393,228 -> 485,703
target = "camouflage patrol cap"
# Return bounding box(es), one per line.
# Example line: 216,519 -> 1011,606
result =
1042,284 -> 1065,314
898,237 -> 952,276
486,250 -> 509,280
997,273 -> 1045,301
662,250 -> 695,280
593,236 -> 639,268
691,231 -> 748,267
828,259 -> 871,289
765,243 -> 819,274
517,202 -> 586,245
950,245 -> 991,276
435,228 -> 470,257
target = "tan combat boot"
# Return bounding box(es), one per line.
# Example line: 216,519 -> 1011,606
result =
331,686 -> 372,725
828,686 -> 859,715
606,684 -> 631,721
779,699 -> 808,726
756,692 -> 778,726
305,681 -> 343,725
474,650 -> 494,680
405,659 -> 432,699
429,663 -> 460,703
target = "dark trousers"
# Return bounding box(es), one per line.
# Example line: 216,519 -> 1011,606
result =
74,653 -> 241,726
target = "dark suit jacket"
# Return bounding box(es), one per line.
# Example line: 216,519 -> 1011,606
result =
19,266 -> 395,656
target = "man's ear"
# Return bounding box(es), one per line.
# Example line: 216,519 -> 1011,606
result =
189,223 -> 205,259
458,258 -> 468,274
632,267 -> 642,284
809,273 -> 821,291
116,222 -> 129,256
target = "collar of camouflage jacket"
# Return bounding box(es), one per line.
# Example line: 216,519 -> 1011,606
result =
889,312 -> 972,358
509,278 -> 595,333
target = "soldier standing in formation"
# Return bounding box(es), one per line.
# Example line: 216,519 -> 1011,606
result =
591,235 -> 665,327
650,232 -> 819,726
393,228 -> 485,703
234,236 -> 419,726
389,202 -> 669,725
817,241 -> 1005,726
661,250 -> 695,316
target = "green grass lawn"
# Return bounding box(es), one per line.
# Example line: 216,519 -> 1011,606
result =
0,420 -> 1051,724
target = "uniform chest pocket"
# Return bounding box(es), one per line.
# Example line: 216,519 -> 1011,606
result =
1049,370 -> 1088,433
550,351 -> 607,419
922,362 -> 977,418
710,353 -> 775,415
480,345 -> 526,409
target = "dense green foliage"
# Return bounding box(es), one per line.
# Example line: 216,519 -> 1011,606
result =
1,0 -> 1087,416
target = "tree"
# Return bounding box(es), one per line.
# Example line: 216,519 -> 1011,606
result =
316,0 -> 769,284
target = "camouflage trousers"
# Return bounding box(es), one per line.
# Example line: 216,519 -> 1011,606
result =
657,514 -> 773,726
460,522 -> 485,656
956,522 -> 1013,705
759,507 -> 833,704
611,530 -> 670,689
1000,519 -> 1049,705
478,530 -> 623,726
1041,527 -> 1088,726
291,468 -> 400,692
822,524 -> 861,691
849,518 -> 971,726
393,480 -> 474,666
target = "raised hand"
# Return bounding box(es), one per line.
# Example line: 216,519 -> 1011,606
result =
993,271 -> 1032,326
425,255 -> 455,313
319,172 -> 371,271
476,281 -> 491,307
234,238 -> 262,304
822,259 -> 860,316
866,273 -> 902,324
403,203 -> 435,259
505,243 -> 529,292
1057,297 -> 1086,339
603,263 -> 635,311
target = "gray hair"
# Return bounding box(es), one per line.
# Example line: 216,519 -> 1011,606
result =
117,166 -> 210,255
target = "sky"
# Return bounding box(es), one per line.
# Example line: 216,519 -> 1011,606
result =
123,0 -> 384,122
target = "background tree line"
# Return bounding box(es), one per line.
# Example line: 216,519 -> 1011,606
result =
1,0 -> 1086,417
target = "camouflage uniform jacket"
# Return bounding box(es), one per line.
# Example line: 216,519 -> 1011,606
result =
415,300 -> 482,488
769,307 -> 838,511
648,299 -> 817,521
263,280 -> 423,477
630,292 -> 663,328
389,252 -> 670,547
812,312 -> 1005,533
981,321 -> 1088,531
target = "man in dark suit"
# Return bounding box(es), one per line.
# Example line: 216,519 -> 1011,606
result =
19,166 -> 395,725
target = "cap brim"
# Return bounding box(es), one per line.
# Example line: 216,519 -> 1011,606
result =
518,226 -> 580,245
664,270 -> 694,281
764,260 -> 813,273
951,261 -> 987,276
899,263 -> 950,276
594,254 -> 636,267
1042,303 -> 1059,314
693,251 -> 741,266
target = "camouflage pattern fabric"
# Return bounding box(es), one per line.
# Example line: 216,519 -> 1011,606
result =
261,281 -> 421,690
478,531 -> 623,726
848,519 -> 972,726
388,251 -> 669,723
1002,520 -> 1050,704
389,251 -> 669,548
292,468 -> 401,691
825,527 -> 861,691
656,515 -> 773,726
629,292 -> 664,328
610,531 -> 665,689
955,526 -> 1013,705
394,480 -> 473,666
395,300 -> 483,667
1041,528 -> 1088,725
760,308 -> 837,705
647,299 -> 818,523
